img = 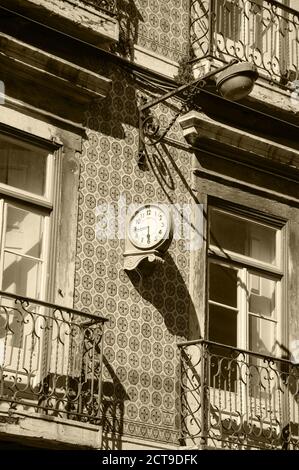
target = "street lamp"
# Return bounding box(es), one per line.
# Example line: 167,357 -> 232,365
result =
216,62 -> 258,101
138,59 -> 258,165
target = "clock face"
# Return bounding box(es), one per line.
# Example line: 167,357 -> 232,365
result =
128,205 -> 169,249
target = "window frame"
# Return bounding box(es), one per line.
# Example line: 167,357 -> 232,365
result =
0,127 -> 63,381
0,131 -> 56,209
0,126 -> 61,303
207,200 -> 287,358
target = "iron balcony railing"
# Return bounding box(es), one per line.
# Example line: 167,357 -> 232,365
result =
83,0 -> 116,15
178,339 -> 299,450
0,291 -> 107,424
190,0 -> 299,85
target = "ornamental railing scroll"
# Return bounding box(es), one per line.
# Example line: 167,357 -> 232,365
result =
191,0 -> 299,85
0,291 -> 107,424
84,0 -> 116,15
178,339 -> 299,449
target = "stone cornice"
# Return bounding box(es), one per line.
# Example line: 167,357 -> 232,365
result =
178,110 -> 299,171
0,0 -> 118,48
0,32 -> 112,102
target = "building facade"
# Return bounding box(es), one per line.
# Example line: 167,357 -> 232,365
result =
0,0 -> 299,450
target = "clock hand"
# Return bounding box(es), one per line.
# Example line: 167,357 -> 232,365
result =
147,226 -> 150,243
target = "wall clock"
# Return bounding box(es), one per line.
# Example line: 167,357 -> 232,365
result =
123,204 -> 173,273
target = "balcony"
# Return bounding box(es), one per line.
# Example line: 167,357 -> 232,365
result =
83,0 -> 116,15
179,339 -> 299,450
0,291 -> 107,434
0,0 -> 119,48
191,0 -> 299,86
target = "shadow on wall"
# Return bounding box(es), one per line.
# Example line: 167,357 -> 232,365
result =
113,0 -> 144,60
141,142 -> 206,339
147,142 -> 205,218
101,356 -> 130,450
126,252 -> 198,340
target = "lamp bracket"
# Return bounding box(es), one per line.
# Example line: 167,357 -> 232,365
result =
138,59 -> 239,162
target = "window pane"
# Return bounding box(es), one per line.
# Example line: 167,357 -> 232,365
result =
209,303 -> 237,347
0,135 -> 47,196
216,0 -> 242,41
0,305 -> 25,352
4,205 -> 44,259
2,252 -> 42,298
209,304 -> 238,391
209,262 -> 237,307
209,209 -> 277,265
249,315 -> 276,356
249,274 -> 276,318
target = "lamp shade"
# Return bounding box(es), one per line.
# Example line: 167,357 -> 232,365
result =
216,62 -> 259,101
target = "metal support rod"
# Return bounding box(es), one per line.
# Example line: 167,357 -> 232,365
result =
208,0 -> 215,57
138,59 -> 240,159
0,289 -> 107,322
139,59 -> 239,112
200,343 -> 208,448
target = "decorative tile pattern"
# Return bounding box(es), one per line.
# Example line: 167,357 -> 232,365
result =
74,64 -> 194,444
116,0 -> 190,62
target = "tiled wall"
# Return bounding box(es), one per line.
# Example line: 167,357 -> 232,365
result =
117,0 -> 190,61
73,62 -> 195,445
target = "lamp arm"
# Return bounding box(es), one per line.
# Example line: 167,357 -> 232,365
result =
138,59 -> 240,159
139,59 -> 239,113
137,58 -> 259,169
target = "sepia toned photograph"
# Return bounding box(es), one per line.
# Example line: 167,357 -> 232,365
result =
0,0 -> 299,456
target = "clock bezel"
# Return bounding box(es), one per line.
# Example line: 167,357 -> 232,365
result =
127,204 -> 172,251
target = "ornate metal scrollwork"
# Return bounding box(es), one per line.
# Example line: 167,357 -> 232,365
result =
84,0 -> 116,15
191,0 -> 299,86
178,339 -> 299,449
141,115 -> 161,143
0,291 -> 107,424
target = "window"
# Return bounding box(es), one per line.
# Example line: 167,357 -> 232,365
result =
216,0 -> 242,42
0,132 -> 55,369
0,135 -> 47,196
208,205 -> 284,358
0,134 -> 54,298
